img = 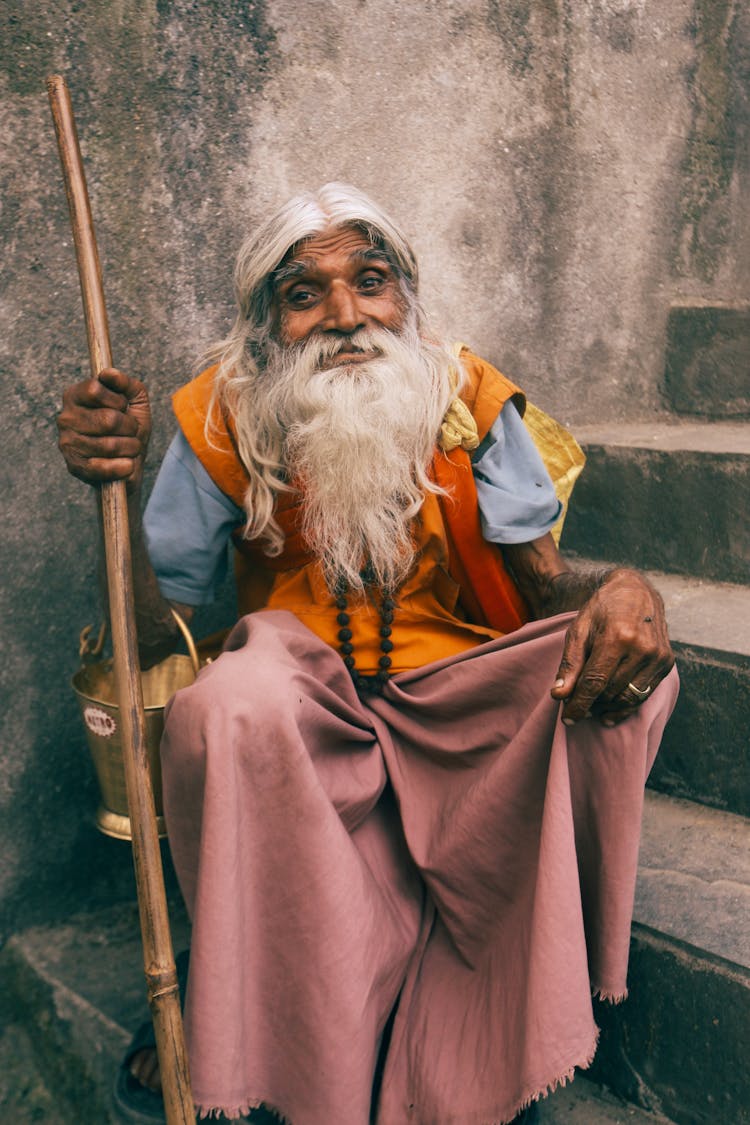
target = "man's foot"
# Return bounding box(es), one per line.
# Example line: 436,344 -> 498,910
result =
113,1021 -> 166,1123
129,1046 -> 161,1094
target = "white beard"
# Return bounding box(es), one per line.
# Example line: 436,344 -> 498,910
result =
254,321 -> 454,592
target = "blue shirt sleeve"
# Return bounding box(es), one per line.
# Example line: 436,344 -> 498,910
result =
471,400 -> 562,544
143,430 -> 244,605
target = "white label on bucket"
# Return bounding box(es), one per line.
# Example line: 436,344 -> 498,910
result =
84,706 -> 117,738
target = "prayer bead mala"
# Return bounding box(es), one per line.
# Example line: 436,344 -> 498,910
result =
335,570 -> 395,696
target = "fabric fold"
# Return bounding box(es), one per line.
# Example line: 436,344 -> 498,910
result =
161,610 -> 678,1125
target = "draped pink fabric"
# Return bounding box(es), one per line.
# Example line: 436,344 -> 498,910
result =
161,610 -> 678,1124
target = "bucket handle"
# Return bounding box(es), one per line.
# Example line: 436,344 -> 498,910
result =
79,621 -> 107,660
169,607 -> 201,677
78,608 -> 201,678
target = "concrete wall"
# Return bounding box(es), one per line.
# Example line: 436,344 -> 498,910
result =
1,0 -> 747,935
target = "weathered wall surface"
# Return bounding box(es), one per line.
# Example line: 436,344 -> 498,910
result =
0,0 -> 747,935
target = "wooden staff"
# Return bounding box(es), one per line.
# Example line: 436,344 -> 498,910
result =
47,74 -> 194,1124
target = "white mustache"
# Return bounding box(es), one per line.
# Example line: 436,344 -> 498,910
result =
288,328 -> 386,367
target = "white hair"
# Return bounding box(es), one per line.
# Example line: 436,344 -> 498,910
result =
201,183 -> 461,576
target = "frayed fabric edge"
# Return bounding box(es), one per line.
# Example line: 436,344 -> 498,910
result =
196,1097 -> 292,1123
592,984 -> 628,1004
499,1027 -> 601,1125
195,1029 -> 607,1125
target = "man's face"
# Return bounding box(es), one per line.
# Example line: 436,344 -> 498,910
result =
271,226 -> 408,364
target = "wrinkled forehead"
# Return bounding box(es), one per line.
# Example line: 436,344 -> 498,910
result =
271,222 -> 403,288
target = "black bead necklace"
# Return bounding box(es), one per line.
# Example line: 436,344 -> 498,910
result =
335,566 -> 396,696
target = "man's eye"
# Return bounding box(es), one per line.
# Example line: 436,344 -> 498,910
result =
286,288 -> 316,307
359,273 -> 387,293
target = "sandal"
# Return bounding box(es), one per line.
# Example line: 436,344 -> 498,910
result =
113,1017 -> 166,1123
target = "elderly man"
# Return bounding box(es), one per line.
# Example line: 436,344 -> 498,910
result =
58,184 -> 677,1125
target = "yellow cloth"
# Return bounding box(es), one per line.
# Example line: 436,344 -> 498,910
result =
523,401 -> 585,545
439,363 -> 480,451
439,396 -> 480,452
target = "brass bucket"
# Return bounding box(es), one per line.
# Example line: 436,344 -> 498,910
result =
72,610 -> 201,841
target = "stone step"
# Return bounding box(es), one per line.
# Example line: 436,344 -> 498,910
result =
0,895 -> 680,1125
560,420 -> 750,584
565,567 -> 750,817
0,1022 -> 70,1125
545,1078 -> 677,1124
643,571 -> 750,815
663,303 -> 750,419
0,896 -> 191,1125
591,790 -> 750,1125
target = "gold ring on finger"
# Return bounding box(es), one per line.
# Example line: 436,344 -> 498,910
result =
626,681 -> 652,700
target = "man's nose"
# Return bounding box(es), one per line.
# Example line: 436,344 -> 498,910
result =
322,281 -> 365,333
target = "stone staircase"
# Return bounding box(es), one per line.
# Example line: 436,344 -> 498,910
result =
560,303 -> 750,1125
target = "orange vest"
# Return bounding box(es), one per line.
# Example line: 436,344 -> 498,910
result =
173,350 -> 530,672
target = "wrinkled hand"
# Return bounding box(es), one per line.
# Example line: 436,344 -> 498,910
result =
551,569 -> 674,725
57,367 -> 151,491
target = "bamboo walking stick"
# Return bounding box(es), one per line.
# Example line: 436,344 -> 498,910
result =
47,74 -> 195,1124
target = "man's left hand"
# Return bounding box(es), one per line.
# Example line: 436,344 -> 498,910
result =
551,569 -> 675,725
